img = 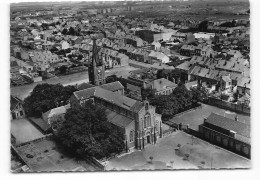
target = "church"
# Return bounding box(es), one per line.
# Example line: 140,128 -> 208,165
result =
70,38 -> 163,152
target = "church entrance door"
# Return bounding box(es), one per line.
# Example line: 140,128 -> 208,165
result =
147,135 -> 151,144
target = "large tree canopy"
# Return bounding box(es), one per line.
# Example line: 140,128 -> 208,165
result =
24,83 -> 77,117
56,102 -> 125,159
156,69 -> 180,84
150,84 -> 198,121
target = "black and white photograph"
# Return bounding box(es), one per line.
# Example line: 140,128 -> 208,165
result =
7,0 -> 254,174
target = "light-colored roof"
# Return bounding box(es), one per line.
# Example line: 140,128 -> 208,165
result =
152,78 -> 177,92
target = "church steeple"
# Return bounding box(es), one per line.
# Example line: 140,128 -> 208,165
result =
88,38 -> 105,86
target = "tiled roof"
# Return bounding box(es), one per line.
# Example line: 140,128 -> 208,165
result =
10,96 -> 23,111
99,81 -> 124,92
77,83 -> 95,91
205,113 -> 250,138
152,78 -> 177,92
106,109 -> 134,128
73,86 -> 144,112
175,61 -> 192,71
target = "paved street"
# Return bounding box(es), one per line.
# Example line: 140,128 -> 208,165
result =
106,131 -> 250,171
11,65 -> 138,100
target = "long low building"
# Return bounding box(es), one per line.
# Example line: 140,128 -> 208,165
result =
199,113 -> 250,158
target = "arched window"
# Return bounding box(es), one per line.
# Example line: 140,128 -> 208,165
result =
156,121 -> 159,131
129,130 -> 134,143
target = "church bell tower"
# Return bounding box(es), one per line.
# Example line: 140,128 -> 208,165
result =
88,38 -> 105,86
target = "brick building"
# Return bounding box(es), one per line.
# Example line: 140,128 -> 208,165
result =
70,86 -> 162,152
199,113 -> 250,158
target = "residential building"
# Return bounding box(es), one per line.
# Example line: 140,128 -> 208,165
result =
11,96 -> 25,120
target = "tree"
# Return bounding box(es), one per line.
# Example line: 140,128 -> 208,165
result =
172,84 -> 193,111
191,86 -> 208,102
24,83 -> 77,117
59,65 -> 68,74
68,27 -> 75,35
198,20 -> 208,32
61,28 -> 68,35
156,69 -> 180,83
141,88 -> 155,100
56,103 -> 125,159
41,23 -> 48,30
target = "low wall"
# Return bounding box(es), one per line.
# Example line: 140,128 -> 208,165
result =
171,103 -> 202,119
11,145 -> 32,172
82,156 -> 105,171
15,134 -> 53,148
207,97 -> 250,115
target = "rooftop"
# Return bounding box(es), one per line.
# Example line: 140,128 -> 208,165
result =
205,113 -> 250,138
73,86 -> 144,113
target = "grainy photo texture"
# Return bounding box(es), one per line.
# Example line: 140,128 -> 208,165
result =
10,0 -> 250,172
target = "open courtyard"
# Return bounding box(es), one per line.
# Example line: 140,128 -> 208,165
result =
11,118 -> 45,145
167,103 -> 250,131
105,131 -> 250,171
16,139 -> 98,172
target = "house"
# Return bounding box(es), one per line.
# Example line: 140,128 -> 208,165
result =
148,51 -> 170,64
193,32 -> 215,39
150,78 -> 178,95
237,77 -> 250,96
42,105 -> 70,126
220,74 -> 232,91
10,96 -> 25,120
61,41 -> 70,50
180,45 -> 196,57
151,41 -> 161,50
199,113 -> 250,158
70,86 -> 162,152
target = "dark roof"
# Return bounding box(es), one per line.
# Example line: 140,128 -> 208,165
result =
29,118 -> 51,133
10,61 -> 19,68
10,96 -> 23,111
205,113 -> 250,138
106,109 -> 134,128
73,86 -> 144,113
77,83 -> 95,91
99,81 -> 124,92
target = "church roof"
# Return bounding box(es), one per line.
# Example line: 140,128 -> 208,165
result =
99,81 -> 124,92
106,109 -> 134,128
73,86 -> 144,112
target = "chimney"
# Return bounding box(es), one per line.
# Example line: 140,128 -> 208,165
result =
229,130 -> 237,138
203,117 -> 207,124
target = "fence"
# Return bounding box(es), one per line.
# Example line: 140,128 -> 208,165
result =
162,128 -> 176,137
207,97 -> 250,115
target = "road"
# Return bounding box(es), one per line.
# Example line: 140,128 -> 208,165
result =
11,65 -> 138,100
